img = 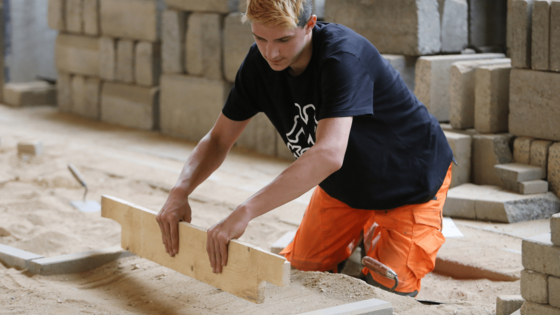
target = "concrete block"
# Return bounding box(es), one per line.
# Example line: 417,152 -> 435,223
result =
162,10 -> 186,74
224,12 -> 254,83
472,134 -> 513,186
3,81 -> 57,107
449,58 -> 510,129
522,233 -> 560,277
509,69 -> 560,142
530,140 -> 554,172
495,163 -> 546,182
521,269 -> 549,304
236,113 -> 278,157
551,1 -> 560,71
100,0 -> 158,41
520,301 -> 560,315
440,124 -> 478,136
297,298 -> 393,315
160,75 -> 232,141
0,244 -> 43,270
414,53 -> 505,122
277,134 -> 297,161
27,247 -> 133,275
443,131 -> 472,188
324,0 -> 441,56
469,0 -> 508,49
532,0 -> 552,70
99,37 -> 117,81
440,0 -> 468,53
550,143 -> 560,197
55,34 -> 99,77
510,0 -> 535,68
552,213 -> 560,246
504,179 -> 549,195
101,82 -> 159,130
270,231 -> 296,255
71,75 -> 86,115
496,295 -> 524,315
66,0 -> 83,34
18,140 -> 44,156
135,41 -> 161,87
382,55 -> 418,92
185,13 -> 223,80
72,77 -> 101,119
474,64 -> 511,134
314,0 -> 326,19
165,0 -> 238,14
48,0 -> 65,31
549,276 -> 560,308
57,72 -> 73,112
239,0 -> 246,12
514,137 -> 534,164
116,39 -> 135,84
83,0 -> 100,36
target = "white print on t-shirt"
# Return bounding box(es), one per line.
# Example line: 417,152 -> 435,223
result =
286,103 -> 318,158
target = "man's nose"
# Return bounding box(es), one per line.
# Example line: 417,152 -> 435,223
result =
266,43 -> 280,60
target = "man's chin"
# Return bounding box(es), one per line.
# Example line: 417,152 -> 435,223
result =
268,62 -> 289,71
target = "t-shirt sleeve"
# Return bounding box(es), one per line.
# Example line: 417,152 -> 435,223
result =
319,52 -> 374,120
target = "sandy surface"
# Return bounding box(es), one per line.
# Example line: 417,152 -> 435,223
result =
0,105 -> 526,314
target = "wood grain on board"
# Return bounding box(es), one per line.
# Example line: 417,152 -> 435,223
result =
101,195 -> 290,304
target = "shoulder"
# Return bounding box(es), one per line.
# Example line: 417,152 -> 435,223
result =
314,22 -> 378,59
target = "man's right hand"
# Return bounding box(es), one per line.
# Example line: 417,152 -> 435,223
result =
156,191 -> 192,257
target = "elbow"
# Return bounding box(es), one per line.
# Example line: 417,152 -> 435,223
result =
318,148 -> 345,174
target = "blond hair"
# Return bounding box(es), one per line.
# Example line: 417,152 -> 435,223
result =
242,0 -> 313,28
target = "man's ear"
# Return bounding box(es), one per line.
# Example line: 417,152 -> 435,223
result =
305,15 -> 317,34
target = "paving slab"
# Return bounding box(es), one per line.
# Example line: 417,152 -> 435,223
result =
66,0 -> 83,34
549,275 -> 560,308
443,131 -> 471,188
3,81 -> 57,107
503,179 -> 549,195
162,10 -> 186,75
472,134 -> 514,186
531,0 -> 552,70
165,0 -> 238,14
270,231 -> 296,255
83,0 -> 100,36
135,41 -> 161,87
510,0 -> 535,68
48,0 -> 65,31
224,12 -> 254,83
552,213 -> 560,246
474,64 -> 511,134
496,295 -> 524,315
0,244 -> 43,269
522,233 -> 560,277
495,163 -> 546,182
101,82 -> 159,130
530,140 -> 554,172
514,137 -> 534,164
520,301 -> 560,315
549,143 -> 560,197
116,39 -> 134,84
56,72 -> 72,112
551,1 -> 560,71
99,37 -> 117,81
296,298 -> 393,315
185,13 -> 223,80
17,140 -> 44,156
55,34 -> 99,77
100,0 -> 159,41
440,0 -> 468,53
521,269 -> 548,304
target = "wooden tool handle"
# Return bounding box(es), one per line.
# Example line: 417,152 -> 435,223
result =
362,256 -> 398,280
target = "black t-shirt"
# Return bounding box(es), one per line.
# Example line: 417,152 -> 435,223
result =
222,22 -> 453,210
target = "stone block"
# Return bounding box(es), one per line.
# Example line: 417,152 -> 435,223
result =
160,75 -> 232,141
522,233 -> 560,277
48,0 -> 65,31
509,69 -> 560,142
550,143 -> 560,197
314,0 -> 326,19
66,0 -> 83,34
474,64 -> 511,134
520,301 -> 560,315
503,179 -> 549,195
530,140 -> 554,172
72,77 -> 101,119
297,298 -> 393,315
236,112 -> 278,157
100,0 -> 158,41
0,244 -> 43,270
185,13 -> 222,80
83,0 -> 100,36
166,0 -> 238,13
496,295 -> 524,315
99,37 -> 117,81
101,82 -> 159,130
382,55 -> 418,92
472,134 -> 513,186
469,0 -> 508,49
71,75 -> 86,115
270,231 -> 296,255
135,41 -> 161,87
551,1 -> 560,71
521,269 -> 549,304
440,0 -> 468,53
414,53 -> 505,122
116,39 -> 134,84
224,12 -> 254,82
514,137 -> 534,164
162,10 -> 186,74
55,34 -> 99,77
549,276 -> 560,308
495,163 -> 546,182
324,0 -> 441,56
443,131 -> 472,188
18,140 -> 44,156
57,72 -> 73,112
510,0 -> 535,68
552,213 -> 560,246
3,81 -> 57,107
532,0 -> 552,70
239,0 -> 246,12
449,58 -> 510,129
440,123 -> 478,136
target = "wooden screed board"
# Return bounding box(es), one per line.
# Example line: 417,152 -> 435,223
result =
101,196 -> 290,303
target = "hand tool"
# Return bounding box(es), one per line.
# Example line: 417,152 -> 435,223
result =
362,256 -> 399,292
68,163 -> 101,213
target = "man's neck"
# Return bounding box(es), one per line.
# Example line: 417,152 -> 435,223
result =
288,32 -> 313,77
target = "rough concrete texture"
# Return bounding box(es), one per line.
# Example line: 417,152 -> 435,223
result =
324,0 -> 441,56
101,82 -> 159,130
71,77 -> 101,119
298,298 -> 393,315
382,55 -> 418,92
185,13 -> 223,80
57,72 -> 73,112
552,213 -> 560,246
135,41 -> 161,87
236,113 -> 278,157
515,180 -> 549,195
83,0 -> 100,36
522,233 -> 560,277
224,12 -> 254,83
443,131 -> 471,188
449,58 -> 510,129
71,76 -> 86,117
474,64 -> 511,134
0,244 -> 43,270
99,37 -> 117,81
551,1 -> 560,71
469,0 -> 508,49
549,276 -> 560,308
530,140 -> 554,172
510,0 -> 535,68
48,0 -> 65,30
514,137 -> 534,164
160,75 -> 232,141
162,10 -> 186,74
443,184 -> 560,222
116,39 -> 135,84
496,295 -> 524,315
532,0 -> 552,70
18,141 -> 44,156
509,69 -> 560,142
239,0 -> 247,12
472,134 -> 513,186
440,0 -> 468,52
495,163 -> 546,182
165,0 -> 239,14
520,301 -> 560,315
66,0 -> 83,34
55,34 -> 99,77
3,81 -> 57,107
414,53 -> 505,122
521,269 -> 549,304
100,0 -> 158,41
550,143 -> 560,198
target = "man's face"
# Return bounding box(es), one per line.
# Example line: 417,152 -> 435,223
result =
251,21 -> 310,71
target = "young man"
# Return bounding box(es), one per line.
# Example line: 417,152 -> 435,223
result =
156,0 -> 454,296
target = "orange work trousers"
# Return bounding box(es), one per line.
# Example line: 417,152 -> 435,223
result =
280,164 -> 452,295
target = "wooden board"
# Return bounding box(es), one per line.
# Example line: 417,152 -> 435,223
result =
101,195 -> 290,303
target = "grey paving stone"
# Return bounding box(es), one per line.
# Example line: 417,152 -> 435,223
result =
520,301 -> 560,315
0,244 -> 43,269
496,295 -> 524,315
472,134 -> 513,186
495,163 -> 546,182
443,131 -> 471,188
100,82 -> 159,130
552,213 -> 560,246
296,298 -> 393,315
522,233 -> 560,277
510,0 -> 535,68
521,269 -> 548,304
531,0 -> 552,70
